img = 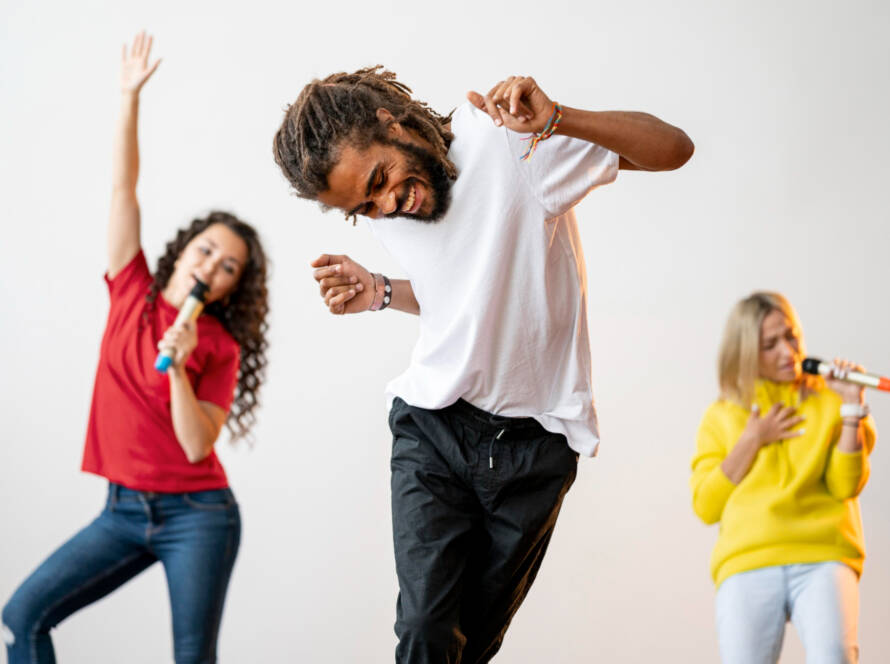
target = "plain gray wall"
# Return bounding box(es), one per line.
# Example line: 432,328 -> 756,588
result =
1,0 -> 888,661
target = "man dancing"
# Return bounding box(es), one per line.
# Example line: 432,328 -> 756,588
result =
274,69 -> 693,663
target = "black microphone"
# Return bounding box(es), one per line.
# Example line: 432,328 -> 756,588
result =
154,280 -> 209,372
802,357 -> 890,392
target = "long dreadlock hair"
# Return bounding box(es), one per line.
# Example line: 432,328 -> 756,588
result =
273,66 -> 456,200
146,211 -> 269,442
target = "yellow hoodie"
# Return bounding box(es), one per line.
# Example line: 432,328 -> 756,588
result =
691,380 -> 876,587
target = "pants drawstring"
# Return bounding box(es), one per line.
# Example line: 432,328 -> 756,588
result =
489,428 -> 505,469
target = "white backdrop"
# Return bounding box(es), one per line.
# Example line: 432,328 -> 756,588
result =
1,0 -> 888,662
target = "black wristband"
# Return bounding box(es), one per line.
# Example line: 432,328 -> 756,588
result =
379,275 -> 392,310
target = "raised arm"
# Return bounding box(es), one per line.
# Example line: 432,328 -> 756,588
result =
108,31 -> 160,278
467,76 -> 693,172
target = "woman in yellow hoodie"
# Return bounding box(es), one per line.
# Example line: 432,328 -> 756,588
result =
691,292 -> 876,664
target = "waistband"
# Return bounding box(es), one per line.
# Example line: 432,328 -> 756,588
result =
443,398 -> 547,434
108,483 -> 233,501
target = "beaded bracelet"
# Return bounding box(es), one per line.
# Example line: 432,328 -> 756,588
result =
519,102 -> 563,161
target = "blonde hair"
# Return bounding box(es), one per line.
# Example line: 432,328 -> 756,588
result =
717,291 -> 821,407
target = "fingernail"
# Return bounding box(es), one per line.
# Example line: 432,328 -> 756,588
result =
798,428 -> 806,435
495,119 -> 502,126
356,283 -> 363,291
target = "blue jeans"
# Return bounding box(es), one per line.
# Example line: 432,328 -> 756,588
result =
2,484 -> 240,664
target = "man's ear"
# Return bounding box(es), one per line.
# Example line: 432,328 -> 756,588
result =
376,107 -> 404,138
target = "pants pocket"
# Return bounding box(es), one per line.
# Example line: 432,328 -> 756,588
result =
183,489 -> 236,511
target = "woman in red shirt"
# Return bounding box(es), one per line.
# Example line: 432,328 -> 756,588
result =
2,32 -> 269,664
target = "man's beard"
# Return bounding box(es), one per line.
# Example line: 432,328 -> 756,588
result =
386,139 -> 454,222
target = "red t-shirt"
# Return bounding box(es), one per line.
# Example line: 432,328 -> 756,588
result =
81,250 -> 240,492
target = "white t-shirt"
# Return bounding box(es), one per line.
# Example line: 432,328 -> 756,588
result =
367,103 -> 618,456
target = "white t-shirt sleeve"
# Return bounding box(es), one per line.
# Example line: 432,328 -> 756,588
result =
507,130 -> 619,220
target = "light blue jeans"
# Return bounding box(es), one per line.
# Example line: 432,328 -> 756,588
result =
715,562 -> 859,664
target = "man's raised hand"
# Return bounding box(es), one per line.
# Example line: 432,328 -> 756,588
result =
467,76 -> 554,133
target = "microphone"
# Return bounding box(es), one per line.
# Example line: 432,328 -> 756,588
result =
802,357 -> 890,392
154,280 -> 209,373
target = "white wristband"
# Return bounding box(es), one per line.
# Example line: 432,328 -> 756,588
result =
840,403 -> 870,419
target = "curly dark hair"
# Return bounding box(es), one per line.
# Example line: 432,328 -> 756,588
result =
273,65 -> 456,201
146,211 -> 269,442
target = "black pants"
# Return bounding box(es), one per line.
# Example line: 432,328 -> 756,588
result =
389,397 -> 579,664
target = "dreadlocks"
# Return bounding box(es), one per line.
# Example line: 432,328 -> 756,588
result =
273,66 -> 456,200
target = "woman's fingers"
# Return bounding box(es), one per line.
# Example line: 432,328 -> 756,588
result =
766,410 -> 805,438
145,58 -> 161,79
777,406 -> 799,420
157,322 -> 198,367
121,32 -> 160,90
159,322 -> 195,343
830,357 -> 858,380
782,410 -> 806,436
